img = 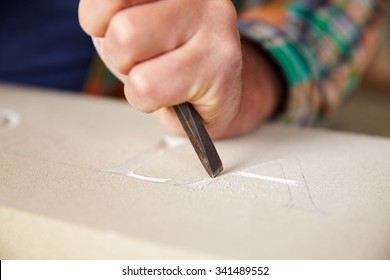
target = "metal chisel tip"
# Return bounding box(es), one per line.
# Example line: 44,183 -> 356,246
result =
173,102 -> 223,178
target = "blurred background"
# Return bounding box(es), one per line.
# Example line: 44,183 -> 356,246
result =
325,28 -> 390,138
0,1 -> 389,138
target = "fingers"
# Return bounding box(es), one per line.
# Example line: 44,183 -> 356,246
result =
80,0 -> 201,75
103,0 -> 200,74
80,0 -> 248,138
123,38 -> 207,113
124,33 -> 243,138
123,12 -> 242,114
79,0 -> 158,37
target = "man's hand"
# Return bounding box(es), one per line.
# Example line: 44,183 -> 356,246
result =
79,0 -> 281,138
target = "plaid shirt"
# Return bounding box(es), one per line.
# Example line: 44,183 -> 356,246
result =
84,0 -> 388,125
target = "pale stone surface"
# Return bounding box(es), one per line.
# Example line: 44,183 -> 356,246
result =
1,84 -> 390,259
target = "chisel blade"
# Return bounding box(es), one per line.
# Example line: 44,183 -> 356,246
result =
173,102 -> 223,178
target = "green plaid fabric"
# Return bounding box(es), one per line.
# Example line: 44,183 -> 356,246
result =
235,0 -> 387,124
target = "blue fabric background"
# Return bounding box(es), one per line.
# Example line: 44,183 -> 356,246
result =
0,0 -> 94,92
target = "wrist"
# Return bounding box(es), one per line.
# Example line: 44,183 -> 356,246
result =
228,38 -> 285,136
243,39 -> 283,121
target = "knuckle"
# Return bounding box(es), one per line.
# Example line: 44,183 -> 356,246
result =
131,70 -> 153,96
109,13 -> 139,51
219,42 -> 242,75
105,12 -> 141,73
127,70 -> 159,113
79,0 -> 132,37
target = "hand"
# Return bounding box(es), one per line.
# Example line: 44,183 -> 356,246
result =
79,0 -> 281,138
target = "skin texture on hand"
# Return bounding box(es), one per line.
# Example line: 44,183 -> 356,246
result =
79,0 -> 281,139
